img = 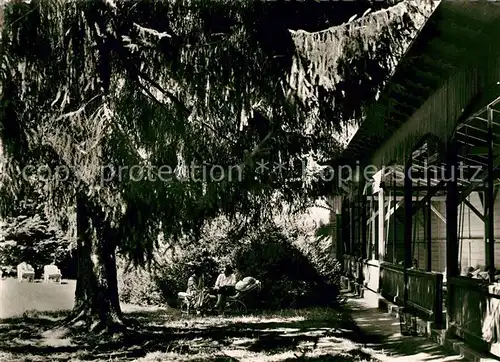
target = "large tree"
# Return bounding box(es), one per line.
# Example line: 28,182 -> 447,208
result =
0,0 -> 428,333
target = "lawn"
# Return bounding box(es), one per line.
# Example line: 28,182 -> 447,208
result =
0,278 -> 75,319
0,278 -> 382,361
0,306 -> 384,361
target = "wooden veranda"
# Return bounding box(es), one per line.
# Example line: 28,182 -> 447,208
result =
334,0 -> 500,357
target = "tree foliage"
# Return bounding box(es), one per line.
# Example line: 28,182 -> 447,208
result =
0,213 -> 72,272
119,213 -> 342,310
0,186 -> 73,273
0,0 -> 419,262
0,0 -> 429,330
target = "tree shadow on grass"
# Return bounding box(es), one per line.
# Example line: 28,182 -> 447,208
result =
282,349 -> 377,361
0,308 -> 378,361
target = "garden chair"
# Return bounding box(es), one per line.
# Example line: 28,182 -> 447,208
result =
43,264 -> 62,283
209,277 -> 261,315
178,291 -> 191,314
178,290 -> 208,315
17,262 -> 35,282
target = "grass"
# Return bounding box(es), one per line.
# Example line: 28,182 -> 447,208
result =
0,306 -> 382,361
0,278 -> 75,318
0,279 -> 383,361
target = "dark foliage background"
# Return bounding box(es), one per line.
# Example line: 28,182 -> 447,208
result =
233,226 -> 340,309
118,218 -> 342,310
0,189 -> 75,278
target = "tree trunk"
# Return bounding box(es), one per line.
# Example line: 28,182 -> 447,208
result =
67,193 -> 125,334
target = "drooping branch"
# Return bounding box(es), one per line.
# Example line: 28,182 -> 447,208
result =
134,67 -> 239,146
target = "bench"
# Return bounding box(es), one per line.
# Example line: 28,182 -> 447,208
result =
43,265 -> 62,283
17,262 -> 35,282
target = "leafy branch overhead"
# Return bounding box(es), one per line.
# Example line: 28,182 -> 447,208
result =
0,0 -> 430,266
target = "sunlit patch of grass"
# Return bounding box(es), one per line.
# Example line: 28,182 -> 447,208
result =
135,351 -> 226,361
0,306 -> 382,361
0,352 -> 16,362
133,339 -> 381,362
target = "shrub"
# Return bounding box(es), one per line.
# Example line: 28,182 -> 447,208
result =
117,248 -> 221,307
302,244 -> 343,288
155,249 -> 220,307
0,213 -> 74,278
118,217 -> 343,309
298,237 -> 343,305
233,226 -> 339,309
117,265 -> 164,306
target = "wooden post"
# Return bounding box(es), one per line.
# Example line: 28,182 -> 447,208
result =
378,187 -> 385,261
393,176 -> 397,264
336,214 -> 342,260
344,198 -> 349,257
350,195 -> 354,256
359,194 -> 363,257
386,187 -> 392,259
356,195 -> 361,257
435,273 -> 444,328
362,193 -> 368,260
427,154 -> 432,272
446,141 -> 459,321
483,191 -> 488,272
371,194 -> 376,259
404,159 -> 413,305
487,107 -> 495,282
340,200 -> 346,260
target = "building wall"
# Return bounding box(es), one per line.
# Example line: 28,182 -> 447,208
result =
454,191 -> 500,271
371,191 -> 500,273
400,192 -> 500,272
412,201 -> 447,272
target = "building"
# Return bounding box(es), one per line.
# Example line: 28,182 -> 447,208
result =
333,0 -> 500,358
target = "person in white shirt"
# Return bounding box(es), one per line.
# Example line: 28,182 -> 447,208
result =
213,264 -> 237,312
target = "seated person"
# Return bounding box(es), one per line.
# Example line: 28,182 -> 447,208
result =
478,266 -> 491,281
213,264 -> 237,311
474,266 -> 500,282
469,265 -> 489,280
462,266 -> 476,278
460,266 -> 469,277
186,265 -> 205,309
411,258 -> 418,269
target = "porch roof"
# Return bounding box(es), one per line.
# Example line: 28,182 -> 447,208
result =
379,95 -> 500,196
335,0 -> 500,170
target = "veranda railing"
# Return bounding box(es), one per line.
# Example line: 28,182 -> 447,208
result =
448,277 -> 500,355
380,262 -> 443,325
